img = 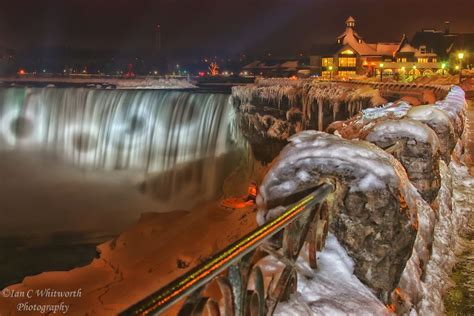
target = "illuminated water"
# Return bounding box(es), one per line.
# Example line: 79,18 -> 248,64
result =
0,87 -> 247,286
1,88 -> 239,171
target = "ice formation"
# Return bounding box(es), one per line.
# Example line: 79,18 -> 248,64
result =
233,80 -> 386,133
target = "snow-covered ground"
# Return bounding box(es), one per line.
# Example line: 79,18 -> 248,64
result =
0,77 -> 197,89
274,234 -> 389,316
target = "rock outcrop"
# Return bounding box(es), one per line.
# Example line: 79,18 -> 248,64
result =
233,79 -> 386,163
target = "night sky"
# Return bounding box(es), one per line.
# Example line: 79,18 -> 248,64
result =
0,0 -> 473,58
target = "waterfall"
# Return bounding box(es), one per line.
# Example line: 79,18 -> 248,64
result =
0,87 -> 245,206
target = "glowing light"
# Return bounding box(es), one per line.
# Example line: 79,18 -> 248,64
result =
379,63 -> 384,68
248,182 -> 257,199
413,65 -> 417,69
441,63 -> 447,69
18,69 -> 26,75
328,66 -> 333,71
340,49 -> 354,55
400,67 -> 406,71
209,62 -> 219,76
457,52 -> 464,60
455,65 -> 460,70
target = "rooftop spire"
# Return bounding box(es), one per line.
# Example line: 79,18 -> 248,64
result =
346,16 -> 356,28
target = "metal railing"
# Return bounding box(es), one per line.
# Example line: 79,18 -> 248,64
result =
120,182 -> 335,316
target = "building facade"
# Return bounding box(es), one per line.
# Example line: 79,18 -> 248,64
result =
310,17 -> 473,78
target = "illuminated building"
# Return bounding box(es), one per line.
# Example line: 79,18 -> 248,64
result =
310,18 -> 474,78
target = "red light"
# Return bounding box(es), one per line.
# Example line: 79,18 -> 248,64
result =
198,72 -> 205,77
18,69 -> 26,75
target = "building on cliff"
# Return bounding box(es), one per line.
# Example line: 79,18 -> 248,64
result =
308,17 -> 473,78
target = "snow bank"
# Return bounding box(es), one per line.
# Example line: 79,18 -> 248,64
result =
397,162 -> 474,315
2,77 -> 197,90
273,234 -> 389,316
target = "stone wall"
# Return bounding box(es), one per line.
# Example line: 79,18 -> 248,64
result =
253,82 -> 467,312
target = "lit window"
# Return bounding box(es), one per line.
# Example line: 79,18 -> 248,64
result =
322,58 -> 334,67
338,71 -> 356,77
322,71 -> 332,78
340,49 -> 354,55
397,58 -> 407,63
418,58 -> 429,63
338,57 -> 357,67
432,58 -> 437,63
420,45 -> 427,54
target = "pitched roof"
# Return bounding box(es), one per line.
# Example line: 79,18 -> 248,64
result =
449,33 -> 474,53
346,16 -> 356,23
374,43 -> 399,56
411,30 -> 456,57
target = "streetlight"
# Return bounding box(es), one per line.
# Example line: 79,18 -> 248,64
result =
379,63 -> 384,82
329,66 -> 333,80
441,63 -> 447,76
458,52 -> 465,83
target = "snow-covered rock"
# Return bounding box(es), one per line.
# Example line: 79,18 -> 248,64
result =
257,131 -> 418,301
365,119 -> 441,203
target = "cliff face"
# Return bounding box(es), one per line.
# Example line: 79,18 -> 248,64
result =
232,79 -> 387,163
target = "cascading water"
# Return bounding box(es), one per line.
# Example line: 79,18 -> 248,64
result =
1,88 -> 233,168
0,87 -> 246,207
0,87 -> 250,288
